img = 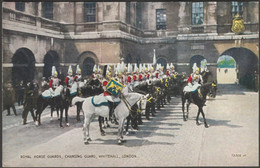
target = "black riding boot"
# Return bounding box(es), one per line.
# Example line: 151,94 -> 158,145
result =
108,101 -> 114,120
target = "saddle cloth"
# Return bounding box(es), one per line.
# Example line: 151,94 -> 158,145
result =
41,86 -> 63,98
91,94 -> 121,107
183,83 -> 201,93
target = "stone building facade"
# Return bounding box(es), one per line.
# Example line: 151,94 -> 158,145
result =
2,1 -> 259,86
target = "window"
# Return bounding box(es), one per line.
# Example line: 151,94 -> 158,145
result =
84,2 -> 96,22
15,2 -> 25,12
156,9 -> 166,30
42,2 -> 53,20
232,1 -> 243,17
192,2 -> 204,25
126,2 -> 130,24
136,2 -> 142,29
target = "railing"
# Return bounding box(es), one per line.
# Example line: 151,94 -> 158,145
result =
40,17 -> 61,32
3,7 -> 258,38
3,7 -> 36,26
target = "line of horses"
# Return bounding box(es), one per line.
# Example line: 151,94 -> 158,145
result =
3,71 -> 217,145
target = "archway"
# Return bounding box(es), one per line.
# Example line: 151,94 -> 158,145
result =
78,51 -> 99,77
220,47 -> 258,89
217,55 -> 237,84
12,48 -> 35,85
157,57 -> 167,70
190,55 -> 205,72
82,57 -> 95,76
43,50 -> 60,79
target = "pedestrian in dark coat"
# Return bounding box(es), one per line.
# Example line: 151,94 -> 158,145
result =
22,82 -> 36,125
3,83 -> 17,116
17,81 -> 25,106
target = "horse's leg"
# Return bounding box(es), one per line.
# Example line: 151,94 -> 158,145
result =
181,94 -> 187,121
84,114 -> 95,144
125,116 -> 130,135
186,100 -> 189,119
65,105 -> 70,126
117,118 -> 126,144
105,117 -> 110,128
145,105 -> 150,120
200,106 -> 209,128
50,106 -> 54,121
196,107 -> 201,126
76,103 -> 81,122
98,116 -> 105,136
152,103 -> 156,116
59,107 -> 64,128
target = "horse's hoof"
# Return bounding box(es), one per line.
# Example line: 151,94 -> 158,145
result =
125,131 -> 129,135
103,125 -> 106,129
196,122 -> 201,126
183,118 -> 187,121
205,124 -> 209,128
87,138 -> 92,141
106,124 -> 110,128
60,125 -> 64,128
50,117 -> 53,121
35,121 -> 39,126
84,141 -> 89,145
66,123 -> 70,127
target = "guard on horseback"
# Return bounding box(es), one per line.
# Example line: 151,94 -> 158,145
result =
48,66 -> 61,97
65,65 -> 74,88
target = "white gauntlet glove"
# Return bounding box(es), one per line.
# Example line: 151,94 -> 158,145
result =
188,83 -> 192,87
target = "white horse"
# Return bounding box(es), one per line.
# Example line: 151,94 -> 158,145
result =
72,87 -> 147,144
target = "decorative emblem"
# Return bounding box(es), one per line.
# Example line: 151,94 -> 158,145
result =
105,79 -> 124,96
231,14 -> 245,34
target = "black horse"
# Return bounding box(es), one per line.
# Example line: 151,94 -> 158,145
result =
181,82 -> 214,128
201,70 -> 212,84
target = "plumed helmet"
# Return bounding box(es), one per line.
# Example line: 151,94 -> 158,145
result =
76,65 -> 81,74
68,65 -> 73,75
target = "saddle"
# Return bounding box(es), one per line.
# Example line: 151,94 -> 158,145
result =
91,94 -> 121,107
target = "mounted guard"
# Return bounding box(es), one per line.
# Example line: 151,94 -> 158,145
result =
42,66 -> 62,98
65,65 -> 77,96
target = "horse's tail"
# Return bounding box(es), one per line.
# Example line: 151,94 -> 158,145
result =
72,96 -> 86,105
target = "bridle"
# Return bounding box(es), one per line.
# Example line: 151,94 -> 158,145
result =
121,94 -> 146,119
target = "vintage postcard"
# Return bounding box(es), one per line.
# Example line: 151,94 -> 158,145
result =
2,1 -> 259,167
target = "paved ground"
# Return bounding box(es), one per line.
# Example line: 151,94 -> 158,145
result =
2,84 -> 259,167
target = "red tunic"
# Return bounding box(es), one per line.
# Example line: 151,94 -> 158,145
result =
103,81 -> 108,86
139,74 -> 142,81
133,75 -> 137,81
146,74 -> 150,79
166,70 -> 170,76
156,72 -> 159,79
127,76 -> 131,83
187,75 -> 192,83
49,80 -> 53,88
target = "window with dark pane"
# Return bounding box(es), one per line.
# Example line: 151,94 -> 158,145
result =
126,2 -> 130,24
192,2 -> 204,25
232,1 -> 243,17
156,9 -> 166,30
15,2 -> 25,12
84,2 -> 96,22
136,2 -> 142,29
42,2 -> 53,20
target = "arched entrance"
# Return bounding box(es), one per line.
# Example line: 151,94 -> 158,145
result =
78,51 -> 99,77
157,57 -> 167,70
220,48 -> 258,89
43,50 -> 60,79
82,57 -> 95,76
12,48 -> 35,85
217,55 -> 237,84
190,55 -> 205,72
